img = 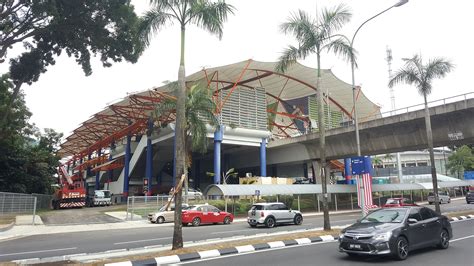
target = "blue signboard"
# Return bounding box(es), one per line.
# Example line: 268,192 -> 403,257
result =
464,171 -> 474,180
351,156 -> 366,175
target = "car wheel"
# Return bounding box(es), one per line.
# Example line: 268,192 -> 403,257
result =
394,237 -> 409,260
448,199 -> 451,203
157,216 -> 165,224
429,202 -> 433,205
192,217 -> 201,226
223,216 -> 231,224
437,229 -> 450,249
294,214 -> 303,225
265,217 -> 276,228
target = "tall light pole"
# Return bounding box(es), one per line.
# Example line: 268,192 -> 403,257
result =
350,0 -> 408,216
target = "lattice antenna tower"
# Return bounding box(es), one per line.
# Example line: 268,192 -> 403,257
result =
386,46 -> 396,111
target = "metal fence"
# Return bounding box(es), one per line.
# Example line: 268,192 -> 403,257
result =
0,192 -> 39,225
126,195 -> 206,221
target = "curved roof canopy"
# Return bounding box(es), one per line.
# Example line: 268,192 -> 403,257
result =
59,59 -> 381,159
204,181 -> 474,196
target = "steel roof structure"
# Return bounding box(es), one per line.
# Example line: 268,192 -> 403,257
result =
59,59 -> 381,164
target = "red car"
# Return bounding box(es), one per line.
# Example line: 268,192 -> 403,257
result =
382,197 -> 418,208
182,204 -> 233,226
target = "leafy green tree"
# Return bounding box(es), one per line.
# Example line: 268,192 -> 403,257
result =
446,145 -> 474,179
389,54 -> 453,214
1,0 -> 141,126
0,74 -> 62,194
276,4 -> 353,231
138,0 -> 234,250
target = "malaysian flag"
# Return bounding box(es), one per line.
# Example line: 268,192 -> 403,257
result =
356,173 -> 378,214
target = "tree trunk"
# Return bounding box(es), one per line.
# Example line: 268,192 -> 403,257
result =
316,54 -> 330,231
424,94 -> 440,214
172,26 -> 187,250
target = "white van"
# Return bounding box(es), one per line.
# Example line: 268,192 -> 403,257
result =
87,190 -> 112,207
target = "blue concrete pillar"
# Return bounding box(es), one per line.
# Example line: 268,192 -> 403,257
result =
344,158 -> 352,184
87,153 -> 92,177
303,163 -> 308,179
213,127 -> 223,184
145,119 -> 153,196
107,142 -> 114,190
194,159 -> 201,189
123,134 -> 131,197
95,149 -> 101,190
260,138 -> 267,177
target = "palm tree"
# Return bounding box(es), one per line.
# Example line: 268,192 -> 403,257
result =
138,0 -> 235,250
372,156 -> 383,176
389,54 -> 453,214
276,4 -> 353,231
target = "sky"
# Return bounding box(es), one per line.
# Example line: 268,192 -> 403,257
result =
2,0 -> 473,138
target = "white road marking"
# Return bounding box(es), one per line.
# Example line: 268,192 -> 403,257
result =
113,237 -> 171,245
0,247 -> 77,257
451,235 -> 474,242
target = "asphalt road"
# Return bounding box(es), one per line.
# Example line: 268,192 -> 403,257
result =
0,199 -> 471,262
183,219 -> 474,266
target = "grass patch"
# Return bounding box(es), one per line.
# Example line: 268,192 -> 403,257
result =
445,210 -> 474,218
85,228 -> 340,265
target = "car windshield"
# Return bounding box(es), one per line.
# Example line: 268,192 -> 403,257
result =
250,205 -> 265,211
360,209 -> 407,223
385,199 -> 400,205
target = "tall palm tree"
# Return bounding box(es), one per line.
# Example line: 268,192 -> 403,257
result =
138,0 -> 235,250
276,4 -> 353,231
156,83 -> 219,167
389,54 -> 453,214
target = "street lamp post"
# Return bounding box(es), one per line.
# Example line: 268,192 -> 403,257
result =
350,0 -> 408,216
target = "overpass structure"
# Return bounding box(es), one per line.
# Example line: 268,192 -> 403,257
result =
264,96 -> 474,165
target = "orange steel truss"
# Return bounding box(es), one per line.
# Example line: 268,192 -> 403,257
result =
60,60 -> 364,165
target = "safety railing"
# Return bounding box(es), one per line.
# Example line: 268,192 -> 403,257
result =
0,192 -> 38,225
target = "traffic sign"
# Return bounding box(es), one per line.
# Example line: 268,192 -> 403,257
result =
351,156 -> 366,175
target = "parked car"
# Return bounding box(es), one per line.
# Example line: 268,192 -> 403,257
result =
247,202 -> 303,228
466,191 -> 474,204
339,207 -> 452,260
183,188 -> 203,200
427,191 -> 451,204
382,198 -> 417,208
148,204 -> 189,224
182,204 -> 233,226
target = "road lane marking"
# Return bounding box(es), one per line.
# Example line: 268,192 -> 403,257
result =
451,235 -> 474,242
0,247 -> 77,257
114,237 -> 171,245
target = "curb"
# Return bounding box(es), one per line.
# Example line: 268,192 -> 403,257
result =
449,214 -> 474,221
0,222 -> 14,232
104,235 -> 338,266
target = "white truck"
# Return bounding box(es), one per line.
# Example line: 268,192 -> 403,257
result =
87,190 -> 112,207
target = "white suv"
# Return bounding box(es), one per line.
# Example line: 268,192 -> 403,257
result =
247,202 -> 303,228
428,191 -> 451,204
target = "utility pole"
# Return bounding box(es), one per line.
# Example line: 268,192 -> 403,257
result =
386,46 -> 403,182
